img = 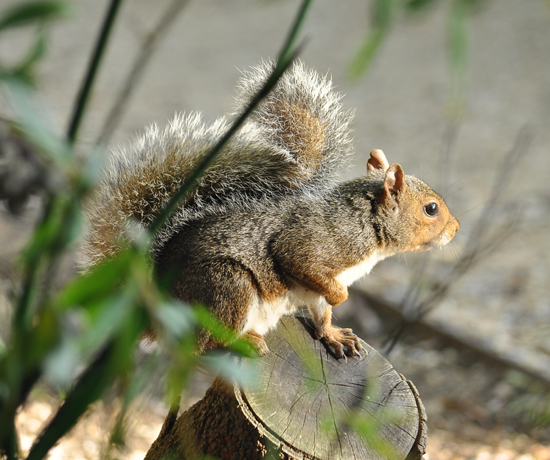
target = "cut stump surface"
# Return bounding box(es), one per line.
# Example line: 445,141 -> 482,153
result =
236,316 -> 426,460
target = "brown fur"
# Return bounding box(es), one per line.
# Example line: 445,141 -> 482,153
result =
156,149 -> 459,356
271,99 -> 327,173
81,61 -> 459,359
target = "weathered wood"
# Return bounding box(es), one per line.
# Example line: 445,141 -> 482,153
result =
237,316 -> 424,460
145,316 -> 426,460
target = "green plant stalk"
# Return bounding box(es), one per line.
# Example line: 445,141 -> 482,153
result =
448,0 -> 470,116
25,342 -> 119,460
67,0 -> 124,143
3,420 -> 18,460
13,256 -> 41,331
150,0 -> 313,235
11,190 -> 64,338
25,301 -> 147,460
278,0 -> 313,65
1,0 -> 125,448
16,193 -> 78,329
149,52 -> 298,235
0,348 -> 42,455
96,0 -> 191,146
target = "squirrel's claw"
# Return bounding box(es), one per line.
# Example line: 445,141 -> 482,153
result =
242,330 -> 270,357
316,325 -> 366,361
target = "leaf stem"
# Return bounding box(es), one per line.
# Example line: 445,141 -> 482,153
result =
96,0 -> 190,146
67,0 -> 124,143
150,0 -> 313,234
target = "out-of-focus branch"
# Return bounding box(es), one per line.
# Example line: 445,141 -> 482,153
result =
384,127 -> 533,353
353,288 -> 550,388
68,0 -> 124,143
96,0 -> 191,147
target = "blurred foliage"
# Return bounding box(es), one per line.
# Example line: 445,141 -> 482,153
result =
0,1 -> 69,86
0,0 -> 545,459
349,0 -> 485,115
506,371 -> 550,430
0,0 -> 308,458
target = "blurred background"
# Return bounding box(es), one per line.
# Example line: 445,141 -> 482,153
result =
1,0 -> 549,459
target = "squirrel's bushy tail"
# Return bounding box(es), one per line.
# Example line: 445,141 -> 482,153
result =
79,60 -> 354,269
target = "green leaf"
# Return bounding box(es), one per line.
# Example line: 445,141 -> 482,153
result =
55,249 -> 134,310
42,338 -> 80,386
2,77 -> 73,165
448,0 -> 470,113
348,29 -> 386,79
193,306 -> 255,357
155,301 -> 195,339
348,0 -> 399,79
200,353 -> 259,388
12,27 -> 48,86
405,0 -> 439,11
0,1 -> 68,32
75,289 -> 138,353
21,193 -> 82,268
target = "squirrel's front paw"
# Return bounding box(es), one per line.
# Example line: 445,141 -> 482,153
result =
242,330 -> 270,357
315,325 -> 365,361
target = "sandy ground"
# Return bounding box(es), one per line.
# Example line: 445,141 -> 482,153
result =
13,390 -> 550,460
2,0 -> 550,458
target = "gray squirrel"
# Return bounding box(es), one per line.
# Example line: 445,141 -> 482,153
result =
81,60 -> 459,359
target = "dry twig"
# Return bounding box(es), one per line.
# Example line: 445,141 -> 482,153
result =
96,0 -> 191,146
384,127 -> 533,354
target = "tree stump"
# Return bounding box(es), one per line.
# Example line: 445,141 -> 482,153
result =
145,316 -> 427,460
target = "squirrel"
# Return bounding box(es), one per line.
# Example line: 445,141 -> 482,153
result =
80,60 -> 459,360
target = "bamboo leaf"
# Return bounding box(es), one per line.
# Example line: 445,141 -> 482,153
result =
21,194 -> 81,267
0,1 -> 68,32
348,29 -> 386,79
193,306 -> 255,357
12,27 -> 48,86
2,77 -> 73,165
348,0 -> 399,78
155,301 -> 195,338
405,0 -> 439,11
200,353 -> 259,387
55,250 -> 134,309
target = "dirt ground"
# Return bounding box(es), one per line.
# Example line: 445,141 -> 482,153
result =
2,0 -> 550,458
12,386 -> 550,460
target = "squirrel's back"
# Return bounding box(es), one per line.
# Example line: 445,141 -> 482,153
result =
80,61 -> 355,269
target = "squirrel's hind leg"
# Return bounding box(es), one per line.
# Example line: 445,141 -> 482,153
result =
169,259 -> 267,355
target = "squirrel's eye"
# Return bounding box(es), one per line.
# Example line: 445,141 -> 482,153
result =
424,202 -> 439,217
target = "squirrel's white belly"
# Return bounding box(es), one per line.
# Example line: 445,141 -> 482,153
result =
242,286 -> 324,335
336,251 -> 388,286
242,293 -> 299,335
242,251 -> 389,336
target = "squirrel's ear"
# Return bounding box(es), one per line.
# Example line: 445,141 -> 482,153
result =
382,164 -> 406,211
367,149 -> 390,173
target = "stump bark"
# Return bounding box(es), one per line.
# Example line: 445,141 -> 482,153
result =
145,316 -> 427,460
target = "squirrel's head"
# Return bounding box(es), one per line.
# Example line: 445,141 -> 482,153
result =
367,149 -> 460,253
